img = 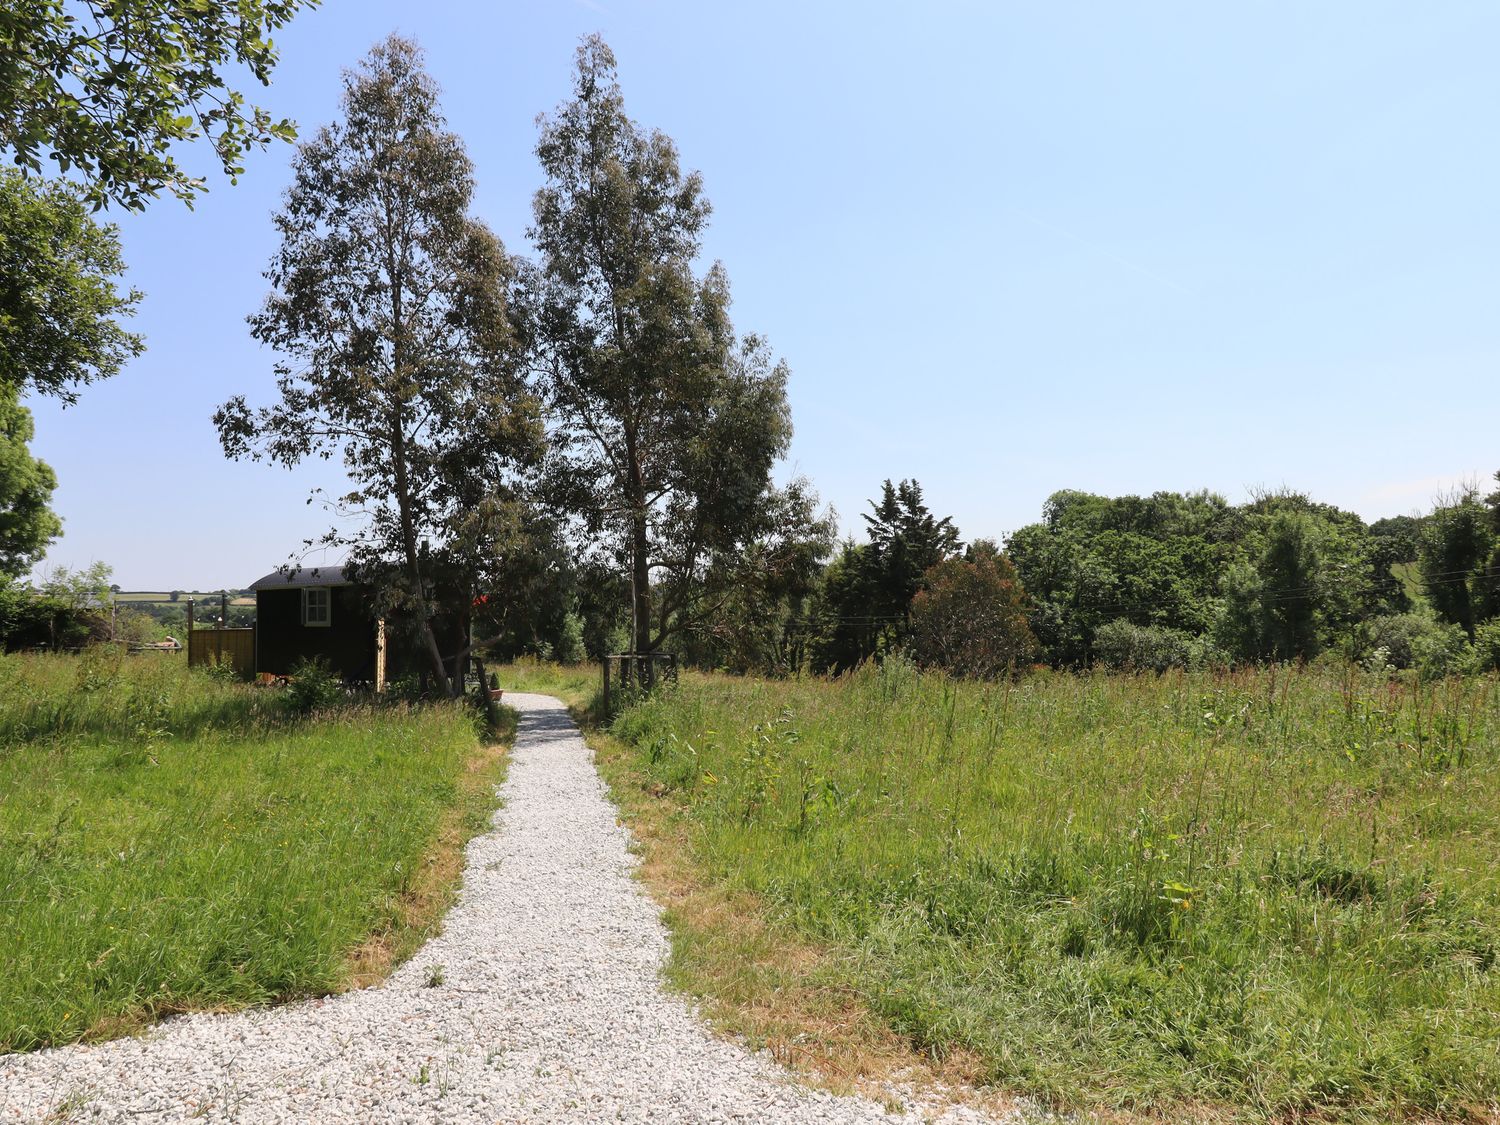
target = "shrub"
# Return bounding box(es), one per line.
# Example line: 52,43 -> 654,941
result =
1093,619 -> 1198,672
1364,613 -> 1471,675
284,656 -> 343,714
908,548 -> 1035,678
1474,619 -> 1500,673
554,611 -> 586,664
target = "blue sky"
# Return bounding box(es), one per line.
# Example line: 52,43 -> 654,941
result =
25,1 -> 1500,589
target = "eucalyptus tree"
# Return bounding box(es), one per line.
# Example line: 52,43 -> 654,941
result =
215,35 -> 541,694
530,35 -> 797,655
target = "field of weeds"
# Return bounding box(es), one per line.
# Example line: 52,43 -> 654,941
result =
0,651 -> 504,1051
609,660 -> 1500,1121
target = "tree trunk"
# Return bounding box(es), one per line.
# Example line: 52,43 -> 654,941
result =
632,510 -> 652,654
472,652 -> 500,732
624,424 -> 652,655
390,406 -> 456,697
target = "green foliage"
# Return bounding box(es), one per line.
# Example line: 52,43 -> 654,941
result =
1419,492 -> 1494,639
0,563 -> 121,651
1474,619 -> 1500,673
0,383 -> 60,577
531,35 -> 796,656
1011,489 -> 1390,667
554,610 -> 586,665
608,667 -> 1500,1119
0,0 -> 316,209
810,480 -> 960,673
1009,489 -> 1235,666
907,543 -> 1035,677
862,479 -> 960,623
675,478 -> 836,675
0,169 -> 143,404
283,656 -> 342,713
1363,612 -> 1471,676
1257,508 -> 1322,658
0,652 -> 484,1050
1092,618 -> 1210,672
1368,515 -> 1425,612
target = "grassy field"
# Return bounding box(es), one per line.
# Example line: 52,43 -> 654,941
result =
595,660 -> 1500,1122
496,658 -> 599,711
0,650 -> 507,1052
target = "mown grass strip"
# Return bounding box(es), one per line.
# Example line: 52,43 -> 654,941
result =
0,653 -> 510,1051
596,661 -> 1500,1123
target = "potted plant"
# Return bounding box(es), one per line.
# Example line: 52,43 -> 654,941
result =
487,671 -> 503,702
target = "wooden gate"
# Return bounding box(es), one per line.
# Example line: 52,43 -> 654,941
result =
188,628 -> 255,675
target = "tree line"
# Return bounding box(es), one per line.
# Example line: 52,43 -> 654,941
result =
2,13 -> 1495,683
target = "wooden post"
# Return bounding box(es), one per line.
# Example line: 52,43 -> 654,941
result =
473,653 -> 501,731
374,618 -> 387,693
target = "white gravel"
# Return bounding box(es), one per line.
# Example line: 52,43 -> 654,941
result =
1,692 -> 1021,1124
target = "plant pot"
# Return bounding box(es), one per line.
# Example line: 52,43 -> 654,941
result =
487,688 -> 503,702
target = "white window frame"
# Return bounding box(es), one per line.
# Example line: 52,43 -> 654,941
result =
302,587 -> 332,628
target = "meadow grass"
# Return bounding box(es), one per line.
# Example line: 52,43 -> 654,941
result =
0,651 -> 505,1052
494,657 -> 599,713
605,659 -> 1500,1122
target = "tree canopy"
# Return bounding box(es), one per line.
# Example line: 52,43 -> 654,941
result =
1,0 -> 316,209
0,381 -> 61,579
0,168 -> 143,403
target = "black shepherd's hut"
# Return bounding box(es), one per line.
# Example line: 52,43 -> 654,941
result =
250,565 -> 471,687
251,566 -> 384,683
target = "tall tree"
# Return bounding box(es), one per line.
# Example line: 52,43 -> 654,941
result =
1256,508 -> 1323,660
0,382 -> 62,579
530,35 -> 794,654
809,479 -> 960,672
861,479 -> 960,629
215,35 -> 540,694
0,168 -> 143,403
2,0 -> 316,209
1419,490 -> 1494,639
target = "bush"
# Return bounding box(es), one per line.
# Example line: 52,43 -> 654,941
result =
554,611 -> 586,664
1093,619 -> 1199,672
1474,619 -> 1500,673
284,656 -> 344,714
908,549 -> 1035,678
1364,613 -> 1470,675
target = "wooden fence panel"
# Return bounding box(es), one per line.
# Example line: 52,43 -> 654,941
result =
188,628 -> 255,674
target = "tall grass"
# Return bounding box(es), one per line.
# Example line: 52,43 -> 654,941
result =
0,652 -> 498,1051
495,658 -> 600,713
610,660 -> 1500,1120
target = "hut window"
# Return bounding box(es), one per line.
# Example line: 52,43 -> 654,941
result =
302,587 -> 331,627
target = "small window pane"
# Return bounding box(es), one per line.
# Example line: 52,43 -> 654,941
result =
303,587 -> 331,627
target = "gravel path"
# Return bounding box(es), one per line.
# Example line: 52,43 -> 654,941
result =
1,693 -> 1017,1124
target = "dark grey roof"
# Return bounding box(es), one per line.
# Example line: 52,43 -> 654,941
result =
250,565 -> 352,591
